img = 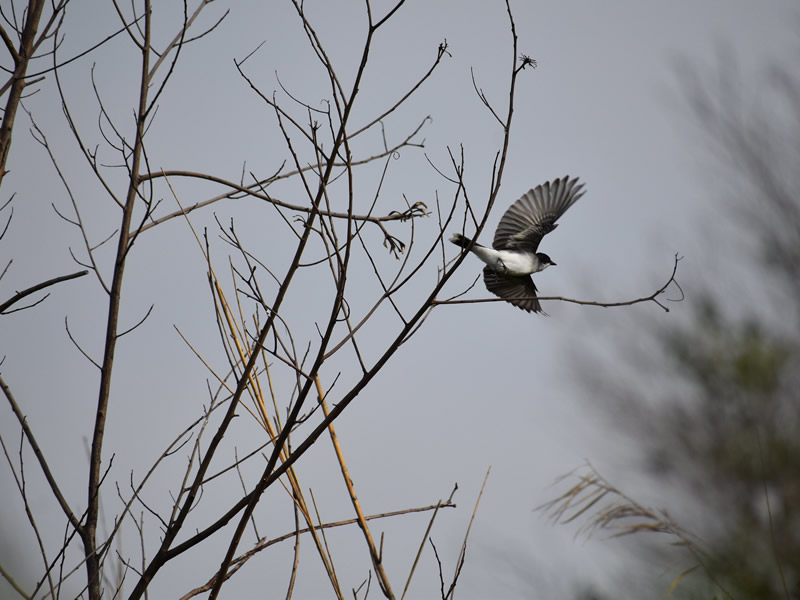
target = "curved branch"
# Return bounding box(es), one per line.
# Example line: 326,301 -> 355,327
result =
0,269 -> 88,314
178,498 -> 455,600
138,116 -> 429,232
471,66 -> 504,128
18,16 -> 146,84
434,254 -> 684,313
117,303 -> 154,337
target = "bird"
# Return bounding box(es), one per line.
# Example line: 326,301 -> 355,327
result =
449,175 -> 585,314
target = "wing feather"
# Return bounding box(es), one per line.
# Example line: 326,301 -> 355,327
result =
482,267 -> 543,313
493,176 -> 585,251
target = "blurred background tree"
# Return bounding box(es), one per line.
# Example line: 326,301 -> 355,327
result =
551,49 -> 800,600
651,52 -> 800,596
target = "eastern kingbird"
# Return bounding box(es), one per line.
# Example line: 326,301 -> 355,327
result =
450,176 -> 585,313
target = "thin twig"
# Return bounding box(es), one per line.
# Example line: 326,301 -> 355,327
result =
0,375 -> 83,533
401,483 -> 459,600
448,468 -> 491,600
178,500 -> 454,600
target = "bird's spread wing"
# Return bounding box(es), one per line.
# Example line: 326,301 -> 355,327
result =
493,176 -> 585,251
483,267 -> 543,313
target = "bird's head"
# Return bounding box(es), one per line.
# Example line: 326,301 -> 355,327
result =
536,252 -> 556,270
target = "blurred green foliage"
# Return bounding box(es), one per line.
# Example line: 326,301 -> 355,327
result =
662,299 -> 799,599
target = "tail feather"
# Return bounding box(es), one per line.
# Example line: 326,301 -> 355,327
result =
449,233 -> 474,248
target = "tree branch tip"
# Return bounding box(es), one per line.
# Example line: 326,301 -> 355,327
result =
519,54 -> 537,70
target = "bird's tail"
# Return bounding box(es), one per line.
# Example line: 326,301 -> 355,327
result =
449,233 -> 474,248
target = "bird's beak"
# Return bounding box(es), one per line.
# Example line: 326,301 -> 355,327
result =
551,261 -> 557,266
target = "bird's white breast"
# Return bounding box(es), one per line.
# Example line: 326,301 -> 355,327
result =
470,245 -> 541,275
495,250 -> 540,275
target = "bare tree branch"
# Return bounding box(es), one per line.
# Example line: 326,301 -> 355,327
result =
178,500 -> 455,600
0,269 -> 87,313
434,254 -> 684,313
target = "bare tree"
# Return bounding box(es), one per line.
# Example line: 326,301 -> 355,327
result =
0,2 -> 678,598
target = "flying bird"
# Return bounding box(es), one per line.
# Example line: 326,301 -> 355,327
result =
450,176 -> 585,314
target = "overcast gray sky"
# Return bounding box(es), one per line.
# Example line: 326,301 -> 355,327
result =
1,1 -> 797,598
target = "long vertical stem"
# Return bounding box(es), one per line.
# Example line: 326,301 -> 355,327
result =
83,4 -> 152,598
